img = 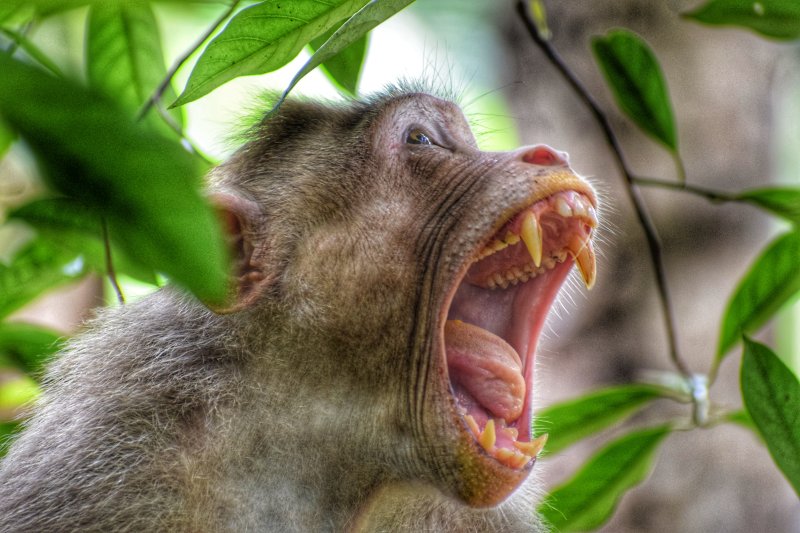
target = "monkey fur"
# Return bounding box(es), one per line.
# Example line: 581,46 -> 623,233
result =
0,86 -> 598,532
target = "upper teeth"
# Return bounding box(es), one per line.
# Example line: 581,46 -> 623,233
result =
474,192 -> 597,290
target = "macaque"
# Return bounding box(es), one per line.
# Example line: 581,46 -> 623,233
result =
0,87 -> 597,532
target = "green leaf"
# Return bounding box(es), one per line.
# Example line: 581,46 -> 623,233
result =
0,322 -> 62,376
591,30 -> 677,151
87,2 -> 183,129
726,409 -> 757,431
174,0 -> 369,107
737,187 -> 800,225
0,1 -> 25,23
533,384 -> 664,454
0,422 -> 21,458
308,18 -> 369,97
717,230 -> 800,361
741,338 -> 800,496
0,54 -> 229,304
0,237 -> 89,319
10,198 -> 157,284
539,426 -> 670,532
276,0 -> 412,109
684,0 -> 800,41
0,118 -> 14,159
0,28 -> 64,78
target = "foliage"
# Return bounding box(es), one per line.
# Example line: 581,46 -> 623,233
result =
0,0 -> 799,530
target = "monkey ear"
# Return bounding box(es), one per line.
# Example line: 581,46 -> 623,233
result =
207,192 -> 272,314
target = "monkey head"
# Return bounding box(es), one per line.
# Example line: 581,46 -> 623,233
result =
210,89 -> 597,512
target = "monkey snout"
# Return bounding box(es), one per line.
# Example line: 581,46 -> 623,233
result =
520,144 -> 569,167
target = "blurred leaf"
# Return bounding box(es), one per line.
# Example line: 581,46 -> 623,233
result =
742,338 -> 800,496
276,0 -> 411,109
0,28 -> 63,77
684,0 -> 800,40
174,0 -> 369,107
717,230 -> 800,361
0,1 -> 25,23
0,322 -> 62,376
0,375 -> 39,409
726,409 -> 757,431
11,198 -> 158,284
0,119 -> 14,159
0,237 -> 89,319
539,426 -> 671,532
27,0 -> 224,17
0,422 -> 21,457
737,187 -> 800,225
308,18 -> 369,97
87,3 -> 183,129
0,54 -> 229,304
591,30 -> 677,151
534,384 -> 664,454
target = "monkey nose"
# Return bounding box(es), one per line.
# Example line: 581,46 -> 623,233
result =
520,145 -> 569,166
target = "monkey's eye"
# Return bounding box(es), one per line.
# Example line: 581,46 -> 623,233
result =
406,129 -> 432,145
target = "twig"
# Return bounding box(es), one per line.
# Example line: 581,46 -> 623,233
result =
516,1 -> 692,378
137,0 -> 241,121
101,218 -> 125,305
634,176 -> 736,203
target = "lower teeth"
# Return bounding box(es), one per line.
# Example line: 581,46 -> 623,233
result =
462,414 -> 548,468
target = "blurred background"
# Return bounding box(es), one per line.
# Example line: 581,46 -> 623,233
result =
1,1 -> 799,531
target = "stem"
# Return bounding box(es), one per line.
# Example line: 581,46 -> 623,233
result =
137,0 -> 241,121
633,176 -> 736,203
102,218 -> 125,305
516,0 -> 692,378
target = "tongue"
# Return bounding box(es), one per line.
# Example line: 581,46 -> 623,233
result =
445,320 -> 526,423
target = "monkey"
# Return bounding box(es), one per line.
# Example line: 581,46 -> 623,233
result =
0,85 -> 597,532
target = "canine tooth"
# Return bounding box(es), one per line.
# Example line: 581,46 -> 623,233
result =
520,212 -> 543,268
555,196 -> 573,218
480,419 -> 496,451
464,414 -> 480,438
568,236 -> 596,290
514,433 -> 548,458
587,206 -> 598,226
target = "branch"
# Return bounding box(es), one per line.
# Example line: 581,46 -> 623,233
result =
101,218 -> 125,305
515,1 -> 692,378
633,176 -> 736,203
137,0 -> 240,121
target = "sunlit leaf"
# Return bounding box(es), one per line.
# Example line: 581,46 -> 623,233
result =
0,237 -> 88,320
11,198 -> 157,284
0,322 -> 62,376
717,230 -> 800,361
174,0 -> 369,107
533,384 -> 664,454
0,54 -> 228,304
539,426 -> 671,532
87,3 -> 183,129
742,338 -> 800,496
276,0 -> 412,109
308,18 -> 369,97
684,0 -> 800,40
737,187 -> 800,225
591,30 -> 677,151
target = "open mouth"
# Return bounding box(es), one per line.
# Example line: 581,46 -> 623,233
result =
443,188 -> 597,470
